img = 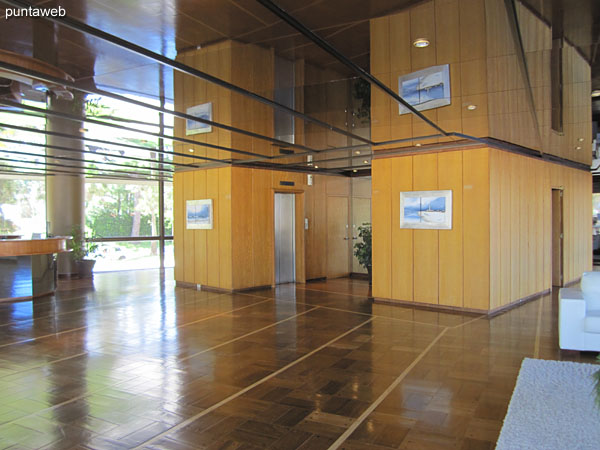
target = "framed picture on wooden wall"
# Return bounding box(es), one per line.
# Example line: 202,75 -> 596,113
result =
400,190 -> 452,230
186,199 -> 213,229
186,102 -> 212,135
398,64 -> 451,115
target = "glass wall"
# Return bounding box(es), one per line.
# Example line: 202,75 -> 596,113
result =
0,101 -> 47,237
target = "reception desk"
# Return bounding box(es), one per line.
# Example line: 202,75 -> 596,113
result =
0,237 -> 69,302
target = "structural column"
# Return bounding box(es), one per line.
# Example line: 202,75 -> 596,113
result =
45,92 -> 86,276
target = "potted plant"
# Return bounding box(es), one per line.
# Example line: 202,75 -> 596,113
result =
353,222 -> 372,285
69,224 -> 99,278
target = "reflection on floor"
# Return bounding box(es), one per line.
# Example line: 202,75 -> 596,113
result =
0,270 -> 595,449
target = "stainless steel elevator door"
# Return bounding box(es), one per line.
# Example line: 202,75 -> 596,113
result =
274,193 -> 295,284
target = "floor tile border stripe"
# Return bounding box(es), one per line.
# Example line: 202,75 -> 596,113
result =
176,306 -> 320,362
327,325 -> 449,450
133,317 -> 375,449
239,292 -> 449,328
0,306 -> 319,429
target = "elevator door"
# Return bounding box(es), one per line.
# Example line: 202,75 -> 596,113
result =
275,193 -> 296,284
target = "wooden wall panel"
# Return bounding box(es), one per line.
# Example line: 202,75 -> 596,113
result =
391,157 -> 413,301
252,169 -> 274,286
182,171 -> 196,283
488,149 -> 592,309
173,173 -> 184,281
193,170 -> 207,284
218,167 -> 232,290
370,0 -> 489,148
462,148 -> 490,310
412,153 -> 439,303
439,151 -> 464,307
206,168 -> 221,288
373,147 -> 486,310
372,159 -> 392,299
486,2 -> 591,164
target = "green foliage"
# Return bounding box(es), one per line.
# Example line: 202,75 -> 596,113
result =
352,78 -> 371,123
84,96 -> 114,118
69,224 -> 99,261
353,223 -> 372,270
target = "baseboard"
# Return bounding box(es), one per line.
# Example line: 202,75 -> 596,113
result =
349,272 -> 370,280
373,288 -> 552,317
487,289 -> 551,317
175,281 -> 272,293
306,277 -> 327,282
372,297 -> 485,316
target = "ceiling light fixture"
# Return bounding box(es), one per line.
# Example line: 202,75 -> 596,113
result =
415,143 -> 422,147
353,169 -> 358,173
355,150 -> 360,155
578,138 -> 584,142
188,148 -> 194,152
467,104 -> 477,110
413,38 -> 430,48
314,165 -> 319,169
363,160 -> 369,164
576,146 -> 582,150
592,90 -> 600,98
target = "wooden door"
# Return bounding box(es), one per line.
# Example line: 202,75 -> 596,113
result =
552,189 -> 564,287
327,196 -> 350,278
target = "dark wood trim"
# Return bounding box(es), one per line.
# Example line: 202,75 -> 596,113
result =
0,290 -> 55,303
175,280 -> 198,290
349,272 -> 370,280
306,277 -> 327,282
373,136 -> 590,173
487,289 -> 552,317
176,282 -> 274,293
372,297 -> 485,316
373,288 -> 552,317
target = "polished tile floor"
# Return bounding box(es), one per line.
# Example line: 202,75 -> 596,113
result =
0,269 -> 595,449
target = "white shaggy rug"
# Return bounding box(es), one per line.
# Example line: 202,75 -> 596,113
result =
496,358 -> 600,449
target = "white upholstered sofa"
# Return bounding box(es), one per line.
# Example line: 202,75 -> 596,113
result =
559,272 -> 600,351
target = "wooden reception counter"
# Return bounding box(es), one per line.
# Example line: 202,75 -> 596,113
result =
0,237 -> 69,302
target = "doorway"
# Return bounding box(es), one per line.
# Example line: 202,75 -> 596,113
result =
327,196 -> 350,278
274,193 -> 296,284
551,188 -> 564,287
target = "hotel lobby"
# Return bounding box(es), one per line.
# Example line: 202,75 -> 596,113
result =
0,0 -> 599,448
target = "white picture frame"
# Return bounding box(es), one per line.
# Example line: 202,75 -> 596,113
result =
398,64 -> 451,115
186,199 -> 213,230
186,102 -> 212,135
400,190 -> 452,230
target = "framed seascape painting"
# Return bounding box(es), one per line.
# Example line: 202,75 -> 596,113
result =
398,64 -> 451,115
400,190 -> 452,230
186,199 -> 213,230
186,102 -> 212,135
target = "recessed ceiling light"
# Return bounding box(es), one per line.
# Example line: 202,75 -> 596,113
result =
592,90 -> 600,98
467,104 -> 477,110
188,148 -> 194,152
413,38 -> 430,48
415,143 -> 422,147
353,169 -> 358,173
578,138 -> 584,142
576,146 -> 582,150
314,165 -> 319,169
363,160 -> 369,164
355,150 -> 361,155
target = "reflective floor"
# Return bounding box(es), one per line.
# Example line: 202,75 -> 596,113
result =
0,270 -> 595,449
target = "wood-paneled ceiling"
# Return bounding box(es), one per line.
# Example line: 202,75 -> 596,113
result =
0,0 -> 596,101
0,0 -> 432,100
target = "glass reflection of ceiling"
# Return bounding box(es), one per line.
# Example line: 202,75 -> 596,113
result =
0,0 -> 597,179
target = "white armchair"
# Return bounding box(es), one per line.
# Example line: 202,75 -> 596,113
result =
559,272 -> 600,351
